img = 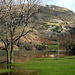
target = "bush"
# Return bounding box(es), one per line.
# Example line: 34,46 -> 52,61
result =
16,41 -> 47,51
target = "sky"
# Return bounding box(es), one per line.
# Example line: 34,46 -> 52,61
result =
42,0 -> 75,12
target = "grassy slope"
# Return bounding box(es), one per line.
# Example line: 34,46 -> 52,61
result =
13,56 -> 75,75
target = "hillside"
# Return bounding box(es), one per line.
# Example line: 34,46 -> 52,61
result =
39,5 -> 75,29
18,4 -> 75,44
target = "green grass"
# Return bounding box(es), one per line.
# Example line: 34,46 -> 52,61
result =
13,56 -> 75,75
0,69 -> 12,73
0,56 -> 75,75
47,44 -> 59,50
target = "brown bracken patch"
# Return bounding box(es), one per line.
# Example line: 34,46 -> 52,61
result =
36,59 -> 44,61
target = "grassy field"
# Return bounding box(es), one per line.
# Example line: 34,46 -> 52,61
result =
47,44 -> 59,50
0,56 -> 75,75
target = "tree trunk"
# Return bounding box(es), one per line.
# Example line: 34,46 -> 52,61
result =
7,50 -> 10,64
10,45 -> 14,63
66,45 -> 70,55
10,30 -> 14,64
10,36 -> 14,64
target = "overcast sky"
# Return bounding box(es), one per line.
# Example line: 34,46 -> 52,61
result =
42,0 -> 75,12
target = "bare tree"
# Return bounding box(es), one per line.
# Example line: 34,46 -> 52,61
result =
53,30 -> 75,54
0,0 -> 41,64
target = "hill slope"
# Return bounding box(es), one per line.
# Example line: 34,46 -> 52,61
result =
20,5 -> 75,44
